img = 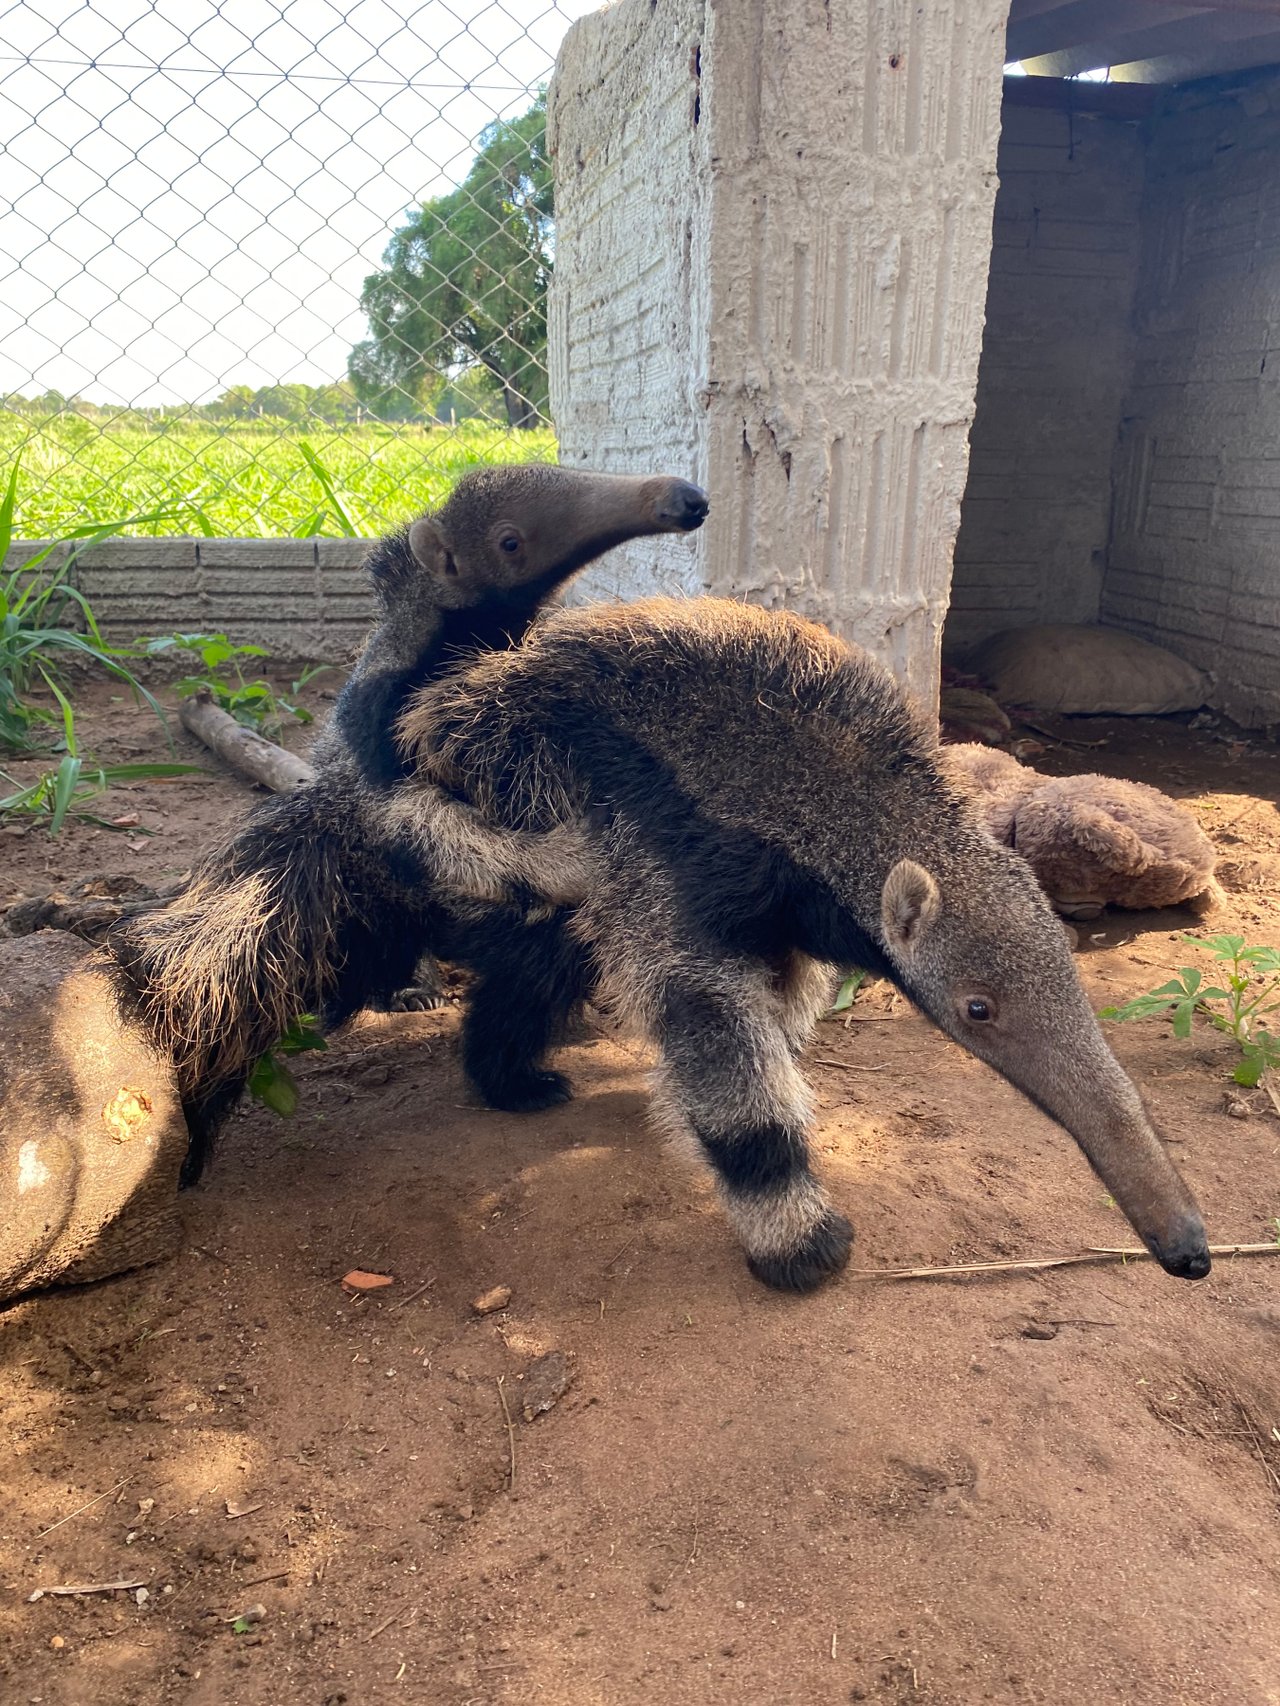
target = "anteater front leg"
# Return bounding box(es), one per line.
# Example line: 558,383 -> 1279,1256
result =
653,963 -> 853,1293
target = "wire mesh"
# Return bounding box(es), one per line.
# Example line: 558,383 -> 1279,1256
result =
0,0 -> 596,539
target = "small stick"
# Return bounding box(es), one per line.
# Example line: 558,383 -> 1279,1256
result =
240,1570 -> 291,1589
29,1578 -> 146,1600
603,1236 -> 637,1272
366,1606 -> 410,1643
848,1242 -> 1280,1280
1233,1394 -> 1280,1496
35,1476 -> 133,1540
392,1278 -> 435,1311
1015,717 -> 1108,750
497,1376 -> 517,1493
811,1057 -> 888,1073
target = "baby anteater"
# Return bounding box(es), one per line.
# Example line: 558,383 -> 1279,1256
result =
110,466 -> 708,1186
399,598 -> 1212,1292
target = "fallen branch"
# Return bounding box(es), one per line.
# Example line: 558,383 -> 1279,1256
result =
497,1376 -> 517,1494
28,1579 -> 147,1601
849,1242 -> 1280,1281
179,690 -> 315,793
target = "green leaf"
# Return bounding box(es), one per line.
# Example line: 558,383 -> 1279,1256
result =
276,1015 -> 328,1057
832,972 -> 865,1014
299,440 -> 357,536
1171,998 -> 1198,1040
1184,933 -> 1246,961
1234,1052 -> 1266,1088
47,754 -> 82,835
247,1051 -> 300,1118
0,454 -> 19,570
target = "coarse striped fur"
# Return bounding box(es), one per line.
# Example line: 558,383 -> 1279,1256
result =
397,597 -> 1211,1292
110,468 -> 708,1186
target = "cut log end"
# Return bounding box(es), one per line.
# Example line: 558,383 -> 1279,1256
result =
0,933 -> 189,1304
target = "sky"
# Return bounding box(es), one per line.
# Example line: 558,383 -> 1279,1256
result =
0,0 -> 599,406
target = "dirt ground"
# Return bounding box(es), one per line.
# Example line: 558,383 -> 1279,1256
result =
2,675 -> 1280,1706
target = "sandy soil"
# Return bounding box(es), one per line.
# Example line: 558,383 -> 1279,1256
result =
2,677 -> 1279,1706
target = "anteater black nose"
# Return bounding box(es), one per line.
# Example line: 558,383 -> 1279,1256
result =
657,480 -> 710,531
1152,1219 -> 1211,1280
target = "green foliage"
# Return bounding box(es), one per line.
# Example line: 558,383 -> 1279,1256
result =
350,93 -> 552,428
1101,934 -> 1280,1087
0,455 -> 189,750
142,632 -> 320,736
248,1015 -> 329,1117
1,415 -> 556,540
831,971 -> 866,1014
0,759 -> 203,835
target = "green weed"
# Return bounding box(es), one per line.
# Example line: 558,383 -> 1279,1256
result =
1101,934 -> 1280,1088
247,1016 -> 329,1117
0,455 -> 196,750
143,632 -> 320,736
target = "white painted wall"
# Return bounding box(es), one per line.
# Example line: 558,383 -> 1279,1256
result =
1103,70 -> 1280,730
946,99 -> 1146,654
549,0 -> 1012,707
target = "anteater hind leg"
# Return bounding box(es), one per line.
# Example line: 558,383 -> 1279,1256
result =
452,906 -> 592,1112
652,960 -> 852,1292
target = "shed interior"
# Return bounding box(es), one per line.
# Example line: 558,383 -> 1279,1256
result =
947,1 -> 1280,728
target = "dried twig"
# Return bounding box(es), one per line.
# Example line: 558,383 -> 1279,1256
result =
35,1476 -> 132,1540
811,1057 -> 888,1073
603,1236 -> 637,1272
28,1578 -> 146,1601
1014,717 -> 1108,751
849,1242 -> 1280,1281
497,1377 -> 517,1494
240,1570 -> 291,1589
392,1278 -> 435,1311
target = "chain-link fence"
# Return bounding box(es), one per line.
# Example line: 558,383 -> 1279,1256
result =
1,0 -> 597,540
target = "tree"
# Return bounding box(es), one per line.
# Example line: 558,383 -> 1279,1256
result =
349,93 -> 552,429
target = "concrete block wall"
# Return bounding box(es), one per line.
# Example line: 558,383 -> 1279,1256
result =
946,100 -> 1147,654
1102,69 -> 1280,729
549,0 -> 1013,707
5,538 -> 376,663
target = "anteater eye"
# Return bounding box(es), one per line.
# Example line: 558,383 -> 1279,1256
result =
967,999 -> 991,1023
499,533 -> 520,554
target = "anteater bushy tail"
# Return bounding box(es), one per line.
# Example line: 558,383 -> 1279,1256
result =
110,775 -> 432,1184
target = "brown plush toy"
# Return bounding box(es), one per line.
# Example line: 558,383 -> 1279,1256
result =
944,744 -> 1221,921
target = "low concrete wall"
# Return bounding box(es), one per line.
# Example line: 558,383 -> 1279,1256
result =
5,537 -> 375,662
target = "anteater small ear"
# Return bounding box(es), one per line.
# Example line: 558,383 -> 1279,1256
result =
881,859 -> 941,954
408,518 -> 457,579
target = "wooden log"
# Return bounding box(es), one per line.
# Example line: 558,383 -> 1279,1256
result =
0,933 -> 189,1304
179,690 -> 315,792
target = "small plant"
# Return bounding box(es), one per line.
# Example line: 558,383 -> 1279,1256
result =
143,632 -> 321,734
0,455 -> 193,751
0,676 -> 202,833
831,971 -> 866,1015
247,1015 -> 329,1117
1101,934 -> 1280,1088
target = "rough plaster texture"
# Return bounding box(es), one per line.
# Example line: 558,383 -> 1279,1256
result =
947,101 -> 1146,654
1102,70 -> 1280,730
549,0 -> 1012,706
6,538 -> 375,663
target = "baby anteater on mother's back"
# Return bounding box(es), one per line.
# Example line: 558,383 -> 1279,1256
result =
399,598 -> 1211,1292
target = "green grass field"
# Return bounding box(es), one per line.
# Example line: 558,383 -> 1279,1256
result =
2,414 -> 558,539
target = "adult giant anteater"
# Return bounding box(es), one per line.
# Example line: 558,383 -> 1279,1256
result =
397,597 -> 1212,1293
